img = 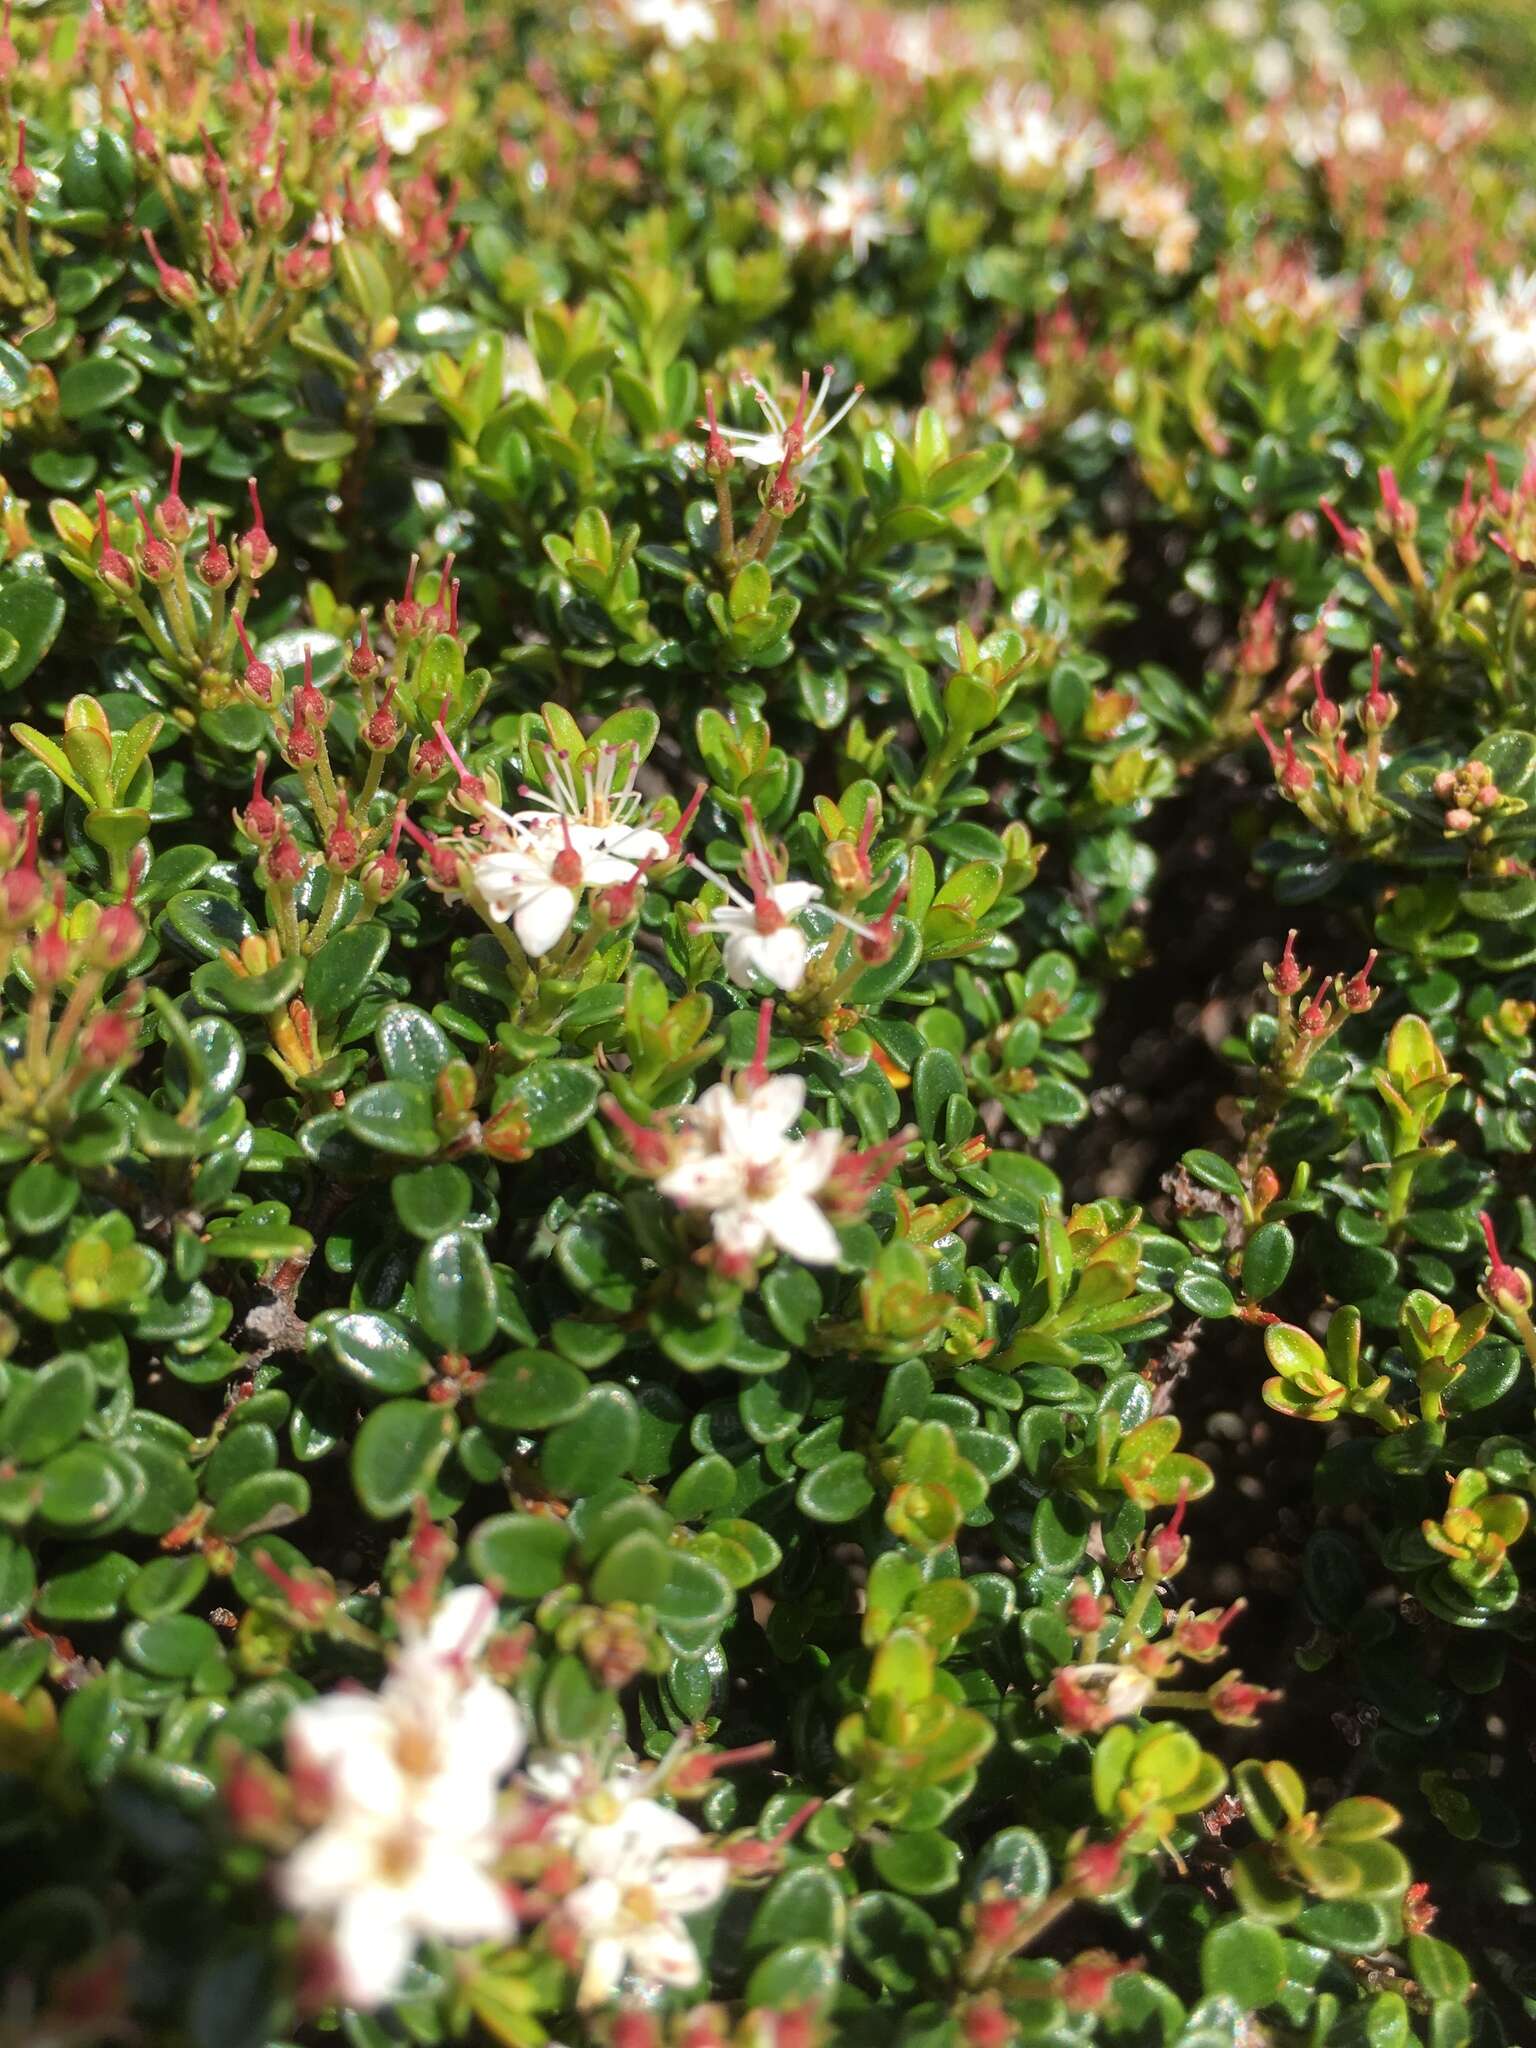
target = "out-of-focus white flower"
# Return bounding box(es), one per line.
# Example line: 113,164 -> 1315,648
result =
967,82 -> 1105,189
565,1855 -> 729,2007
814,170 -> 906,264
1096,166 -> 1199,276
619,0 -> 718,48
708,365 -> 864,472
1468,270 -> 1536,411
529,1754 -> 730,2008
765,186 -> 822,253
278,1583 -> 522,2011
366,18 -> 449,156
658,1069 -> 846,1267
280,1803 -> 515,2009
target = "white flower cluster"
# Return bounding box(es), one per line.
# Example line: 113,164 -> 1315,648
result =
277,1587 -> 732,2013
464,743 -> 670,957
532,1755 -> 730,2008
966,82 -> 1105,189
767,171 -> 909,264
278,1586 -> 522,2009
658,1064 -> 846,1267
1467,270 -> 1536,413
1095,164 -> 1200,278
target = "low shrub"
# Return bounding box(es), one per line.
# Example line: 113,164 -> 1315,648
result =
0,2 -> 1533,2043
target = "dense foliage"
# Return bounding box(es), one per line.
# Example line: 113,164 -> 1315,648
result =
4,1 -> 1536,2043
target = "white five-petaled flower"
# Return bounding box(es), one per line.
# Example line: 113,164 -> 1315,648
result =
461,742 -> 670,958
688,806 -> 870,992
1467,269 -> 1536,411
528,1754 -> 731,2009
706,365 -> 864,473
278,1585 -> 523,2011
619,0 -> 718,48
658,1067 -> 846,1267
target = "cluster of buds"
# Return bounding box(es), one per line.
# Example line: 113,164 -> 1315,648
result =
65,459 -> 276,715
1431,756 -> 1503,837
1248,929 -> 1379,1127
1318,463 -> 1495,665
79,7 -> 469,383
603,1000 -> 910,1283
0,796 -> 143,1145
1251,644 -> 1398,841
696,366 -> 863,568
1039,1492 -> 1278,1741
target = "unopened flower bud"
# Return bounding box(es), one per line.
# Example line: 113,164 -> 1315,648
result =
1269,928 -> 1304,997
232,613 -> 275,703
141,228 -> 198,309
239,755 -> 281,844
10,119 -> 38,206
1340,949 -> 1378,1013
1206,1671 -> 1280,1725
388,555 -> 424,640
94,491 -> 138,595
156,445 -> 193,543
197,511 -> 234,588
348,610 -> 382,683
131,494 -> 176,583
1378,463 -> 1418,541
265,830 -> 306,887
79,1004 -> 139,1068
323,798 -> 359,875
1479,1210 -> 1533,1313
1318,497 -> 1365,558
239,478 -> 276,577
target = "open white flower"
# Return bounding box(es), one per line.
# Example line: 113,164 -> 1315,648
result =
528,1753 -> 730,2010
286,1586 -> 525,1830
658,1069 -> 846,1267
365,19 -> 449,156
280,1800 -> 515,2009
566,1851 -> 729,2008
1468,269 -> 1536,411
688,809 -> 870,992
708,365 -> 864,472
468,807 -> 655,958
510,742 -> 671,865
1096,167 -> 1199,277
279,1583 -> 522,2011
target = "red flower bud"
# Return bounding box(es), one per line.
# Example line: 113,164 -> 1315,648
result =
1479,1209 -> 1533,1312
141,228 -> 198,309
240,477 -> 276,577
232,613 -> 275,702
157,445 -> 192,544
94,491 -> 138,595
197,510 -> 234,588
10,118 -> 38,205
